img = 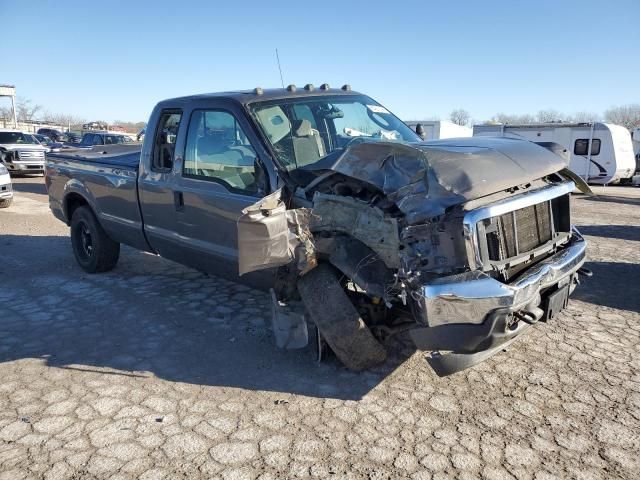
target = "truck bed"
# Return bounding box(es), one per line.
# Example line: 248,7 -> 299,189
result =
46,144 -> 149,251
49,144 -> 141,169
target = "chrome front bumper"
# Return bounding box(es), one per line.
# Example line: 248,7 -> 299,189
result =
5,161 -> 45,172
414,229 -> 586,328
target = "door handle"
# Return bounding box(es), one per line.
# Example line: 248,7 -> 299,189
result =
173,191 -> 184,211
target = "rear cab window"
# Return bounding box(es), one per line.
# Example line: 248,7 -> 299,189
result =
152,110 -> 183,172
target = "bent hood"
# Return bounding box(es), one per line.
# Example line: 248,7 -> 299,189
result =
305,137 -> 566,223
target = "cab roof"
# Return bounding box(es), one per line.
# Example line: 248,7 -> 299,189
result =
157,85 -> 364,108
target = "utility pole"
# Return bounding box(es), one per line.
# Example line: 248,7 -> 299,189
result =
0,85 -> 18,128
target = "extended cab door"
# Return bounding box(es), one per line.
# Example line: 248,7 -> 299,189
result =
138,108 -> 185,261
171,103 -> 276,285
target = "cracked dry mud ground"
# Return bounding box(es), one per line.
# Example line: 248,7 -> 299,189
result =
1,178 -> 639,480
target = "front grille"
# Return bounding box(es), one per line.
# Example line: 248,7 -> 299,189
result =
475,191 -> 571,273
17,150 -> 45,160
486,202 -> 553,261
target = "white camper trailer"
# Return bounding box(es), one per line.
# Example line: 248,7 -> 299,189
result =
632,127 -> 640,185
406,121 -> 473,140
473,123 -> 635,185
632,127 -> 640,167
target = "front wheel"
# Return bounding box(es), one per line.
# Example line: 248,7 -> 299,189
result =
70,206 -> 120,273
0,197 -> 12,208
297,263 -> 387,371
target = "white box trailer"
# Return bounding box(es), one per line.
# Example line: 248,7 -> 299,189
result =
406,120 -> 473,140
473,123 -> 635,185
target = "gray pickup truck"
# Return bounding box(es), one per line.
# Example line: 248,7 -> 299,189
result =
46,85 -> 589,375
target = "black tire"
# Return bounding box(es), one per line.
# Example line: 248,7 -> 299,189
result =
297,263 -> 387,371
70,206 -> 120,273
0,197 -> 12,208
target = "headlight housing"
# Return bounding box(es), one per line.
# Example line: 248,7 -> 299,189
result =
0,164 -> 8,175
0,150 -> 13,163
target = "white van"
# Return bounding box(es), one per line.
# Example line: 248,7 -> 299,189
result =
406,120 -> 473,140
473,123 -> 635,185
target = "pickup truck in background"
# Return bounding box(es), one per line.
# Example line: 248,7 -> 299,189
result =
66,131 -> 137,149
46,85 -> 590,375
0,129 -> 48,175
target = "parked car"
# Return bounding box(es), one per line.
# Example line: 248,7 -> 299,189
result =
65,131 -> 82,144
46,86 -> 589,375
0,129 -> 48,175
34,133 -> 66,152
69,132 -> 136,148
0,163 -> 13,208
37,128 -> 67,143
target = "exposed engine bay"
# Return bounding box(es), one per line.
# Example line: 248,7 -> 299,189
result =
237,137 -> 590,375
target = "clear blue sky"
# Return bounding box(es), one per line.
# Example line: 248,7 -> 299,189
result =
1,0 -> 638,123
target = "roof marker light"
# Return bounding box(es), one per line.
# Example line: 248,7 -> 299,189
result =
341,84 -> 351,91
320,83 -> 330,90
254,87 -> 264,95
304,84 -> 314,91
286,84 -> 297,92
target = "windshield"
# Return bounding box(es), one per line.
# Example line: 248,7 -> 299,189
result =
250,95 -> 419,170
0,132 -> 40,145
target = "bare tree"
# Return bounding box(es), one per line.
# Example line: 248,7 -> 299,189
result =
449,109 -> 470,126
604,104 -> 640,130
17,97 -> 42,121
43,111 -> 87,129
536,109 -> 566,123
112,120 -> 147,133
571,111 -> 601,123
0,97 -> 43,122
488,113 -> 536,125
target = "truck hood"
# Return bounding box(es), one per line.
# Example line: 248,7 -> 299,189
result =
0,144 -> 48,152
304,136 -> 566,223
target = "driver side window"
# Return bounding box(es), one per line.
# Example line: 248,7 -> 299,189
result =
183,110 -> 258,194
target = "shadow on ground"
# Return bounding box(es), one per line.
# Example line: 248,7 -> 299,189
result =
9,179 -> 48,195
572,261 -> 640,313
579,194 -> 640,207
0,234 -> 418,400
578,224 -> 640,242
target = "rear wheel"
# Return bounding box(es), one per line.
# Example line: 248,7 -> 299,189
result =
0,197 -> 12,208
297,263 -> 387,371
70,206 -> 120,273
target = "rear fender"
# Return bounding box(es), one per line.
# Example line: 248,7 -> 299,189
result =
63,179 -> 100,224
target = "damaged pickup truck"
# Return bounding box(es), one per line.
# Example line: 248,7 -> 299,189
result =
46,85 -> 589,375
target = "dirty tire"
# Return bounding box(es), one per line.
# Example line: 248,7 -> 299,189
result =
70,206 -> 120,273
0,197 -> 12,208
297,263 -> 387,371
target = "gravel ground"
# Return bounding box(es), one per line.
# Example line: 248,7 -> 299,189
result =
0,177 -> 639,480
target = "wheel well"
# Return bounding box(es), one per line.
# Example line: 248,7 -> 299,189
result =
64,193 -> 89,225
